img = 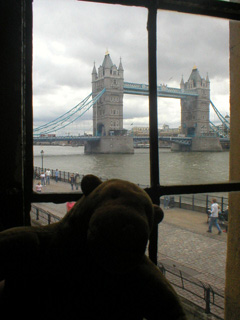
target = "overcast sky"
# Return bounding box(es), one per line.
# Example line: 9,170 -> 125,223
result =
33,0 -> 230,135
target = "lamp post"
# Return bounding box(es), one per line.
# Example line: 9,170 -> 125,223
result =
40,150 -> 44,171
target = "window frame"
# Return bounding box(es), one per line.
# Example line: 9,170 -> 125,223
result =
31,0 -> 240,203
28,0 -> 240,261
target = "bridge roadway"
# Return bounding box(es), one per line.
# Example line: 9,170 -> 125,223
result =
32,177 -> 226,317
33,135 -> 230,148
34,135 -> 193,146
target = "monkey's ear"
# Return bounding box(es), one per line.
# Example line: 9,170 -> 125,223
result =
81,175 -> 102,196
153,205 -> 164,225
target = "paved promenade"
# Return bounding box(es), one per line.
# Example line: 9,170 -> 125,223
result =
33,178 -> 227,293
158,209 -> 226,290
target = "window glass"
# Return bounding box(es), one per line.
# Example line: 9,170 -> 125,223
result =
33,0 -> 149,192
157,11 -> 229,185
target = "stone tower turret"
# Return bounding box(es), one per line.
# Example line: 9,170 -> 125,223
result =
180,75 -> 184,90
91,62 -> 97,91
118,57 -> 124,78
92,52 -> 124,137
181,66 -> 210,137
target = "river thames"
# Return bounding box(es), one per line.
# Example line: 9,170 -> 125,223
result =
33,145 -> 229,187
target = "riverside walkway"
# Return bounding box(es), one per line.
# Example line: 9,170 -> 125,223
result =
32,178 -> 227,318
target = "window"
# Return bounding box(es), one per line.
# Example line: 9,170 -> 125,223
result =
1,2 -> 240,318
30,0 -> 240,225
4,0 -> 240,265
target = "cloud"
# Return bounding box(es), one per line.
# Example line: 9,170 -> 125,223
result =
157,12 -> 229,82
33,0 -> 229,134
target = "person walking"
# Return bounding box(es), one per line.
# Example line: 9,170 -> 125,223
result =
70,173 -> 75,191
55,169 -> 59,183
45,168 -> 51,185
75,173 -> 81,190
40,172 -> 46,186
207,198 -> 222,235
164,196 -> 170,209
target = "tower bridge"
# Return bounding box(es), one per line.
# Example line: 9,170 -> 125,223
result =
34,52 -> 227,153
88,52 -> 222,153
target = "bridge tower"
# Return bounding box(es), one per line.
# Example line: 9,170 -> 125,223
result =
178,66 -> 222,151
85,52 -> 133,154
180,66 -> 210,137
92,51 -> 124,136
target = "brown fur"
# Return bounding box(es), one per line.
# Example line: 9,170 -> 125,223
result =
0,175 -> 186,319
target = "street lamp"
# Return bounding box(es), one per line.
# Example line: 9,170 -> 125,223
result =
40,150 -> 44,171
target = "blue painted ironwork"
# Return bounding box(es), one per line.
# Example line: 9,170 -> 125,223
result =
210,100 -> 230,129
33,134 -> 230,145
33,135 -> 192,145
33,93 -> 92,134
133,135 -> 192,146
33,82 -> 229,139
34,135 -> 100,142
34,89 -> 105,136
123,82 -> 198,99
209,121 -> 228,138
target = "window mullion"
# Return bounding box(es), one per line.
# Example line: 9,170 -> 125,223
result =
148,2 -> 159,194
147,2 -> 159,265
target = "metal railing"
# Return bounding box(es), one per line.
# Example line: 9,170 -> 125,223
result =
31,204 -> 61,225
34,166 -> 229,214
158,263 -> 224,319
30,205 -> 225,319
31,197 -> 225,318
33,166 -> 149,189
34,166 -> 85,184
171,194 -> 228,214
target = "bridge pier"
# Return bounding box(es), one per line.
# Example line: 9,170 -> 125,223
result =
84,136 -> 134,154
171,136 -> 222,152
191,136 -> 222,152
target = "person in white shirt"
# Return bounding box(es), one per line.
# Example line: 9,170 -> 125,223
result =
45,169 -> 51,185
40,172 -> 46,186
207,198 -> 222,234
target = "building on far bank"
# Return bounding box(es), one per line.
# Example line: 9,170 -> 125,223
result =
130,124 -> 180,137
159,124 -> 181,136
131,126 -> 149,136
